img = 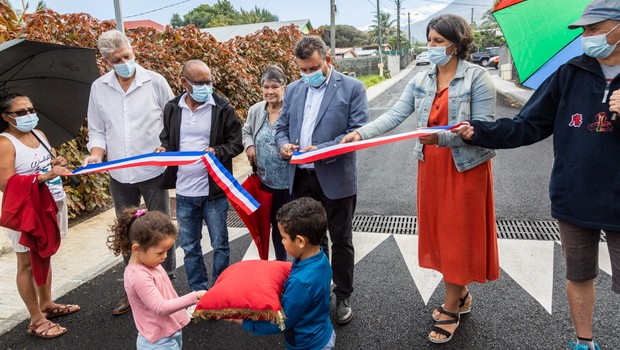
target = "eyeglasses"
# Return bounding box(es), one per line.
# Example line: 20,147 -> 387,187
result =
183,77 -> 213,87
5,107 -> 37,117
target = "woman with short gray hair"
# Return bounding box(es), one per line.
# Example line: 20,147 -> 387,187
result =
242,65 -> 291,261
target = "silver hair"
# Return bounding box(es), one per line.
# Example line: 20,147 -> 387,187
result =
260,65 -> 287,86
98,30 -> 132,58
181,60 -> 210,78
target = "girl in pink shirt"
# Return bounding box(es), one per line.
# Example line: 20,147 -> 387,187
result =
108,208 -> 206,349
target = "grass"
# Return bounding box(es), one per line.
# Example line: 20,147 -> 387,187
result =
358,74 -> 386,88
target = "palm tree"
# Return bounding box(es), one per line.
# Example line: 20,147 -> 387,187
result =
368,11 -> 396,44
238,6 -> 279,24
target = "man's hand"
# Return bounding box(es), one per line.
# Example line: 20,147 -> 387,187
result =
154,147 -> 166,153
300,145 -> 317,152
451,122 -> 474,141
340,131 -> 361,144
279,143 -> 299,160
610,89 -> 620,115
246,146 -> 257,167
82,154 -> 102,166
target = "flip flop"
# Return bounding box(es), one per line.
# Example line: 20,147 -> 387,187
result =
27,320 -> 67,339
42,304 -> 81,319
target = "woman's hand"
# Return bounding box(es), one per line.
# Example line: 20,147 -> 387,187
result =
610,89 -> 620,114
51,155 -> 67,167
39,165 -> 72,182
246,146 -> 257,167
419,134 -> 438,145
451,122 -> 474,141
340,131 -> 361,144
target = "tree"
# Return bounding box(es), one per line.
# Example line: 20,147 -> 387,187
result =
171,0 -> 279,29
368,11 -> 396,45
239,6 -> 278,24
319,24 -> 369,48
388,34 -> 411,51
472,8 -> 505,50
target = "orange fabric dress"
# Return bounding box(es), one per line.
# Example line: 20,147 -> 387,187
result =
417,88 -> 499,285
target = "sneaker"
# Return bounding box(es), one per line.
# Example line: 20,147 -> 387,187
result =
336,297 -> 353,325
568,341 -> 601,350
186,304 -> 197,319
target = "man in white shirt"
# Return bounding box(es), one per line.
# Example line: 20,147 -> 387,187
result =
157,60 -> 242,292
83,30 -> 174,316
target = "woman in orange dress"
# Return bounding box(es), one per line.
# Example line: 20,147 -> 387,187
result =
342,14 -> 499,343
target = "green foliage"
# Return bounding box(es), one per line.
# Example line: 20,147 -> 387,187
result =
388,34 -> 411,51
172,0 -> 279,29
471,8 -> 505,51
368,11 -> 396,45
319,24 -> 369,48
357,74 -> 386,88
0,1 -> 304,219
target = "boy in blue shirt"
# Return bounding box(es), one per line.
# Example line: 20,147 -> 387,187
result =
231,197 -> 335,350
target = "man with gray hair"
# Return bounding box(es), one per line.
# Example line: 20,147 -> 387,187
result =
83,29 -> 175,316
157,60 -> 242,295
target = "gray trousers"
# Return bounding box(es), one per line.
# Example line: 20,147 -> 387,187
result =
109,174 -> 176,275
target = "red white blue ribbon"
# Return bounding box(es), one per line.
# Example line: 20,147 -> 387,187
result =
73,151 -> 259,215
290,124 -> 463,164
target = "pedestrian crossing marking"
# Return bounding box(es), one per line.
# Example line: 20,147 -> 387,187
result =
394,235 -> 443,305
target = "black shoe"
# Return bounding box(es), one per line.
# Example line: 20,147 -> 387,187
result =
112,294 -> 131,315
336,297 -> 353,325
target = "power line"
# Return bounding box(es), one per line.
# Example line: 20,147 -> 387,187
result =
123,0 -> 193,19
414,0 -> 489,7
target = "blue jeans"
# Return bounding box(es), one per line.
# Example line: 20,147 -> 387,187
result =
137,330 -> 182,349
176,194 -> 230,291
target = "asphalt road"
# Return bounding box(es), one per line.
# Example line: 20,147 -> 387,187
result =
356,65 -> 554,220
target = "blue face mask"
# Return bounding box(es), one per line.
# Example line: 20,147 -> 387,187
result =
113,59 -> 136,78
582,23 -> 620,59
189,84 -> 213,103
8,112 -> 39,132
428,44 -> 454,66
301,68 -> 327,88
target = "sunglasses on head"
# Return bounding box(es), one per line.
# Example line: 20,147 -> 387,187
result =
5,107 -> 37,117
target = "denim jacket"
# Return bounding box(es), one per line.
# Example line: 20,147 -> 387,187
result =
356,59 -> 496,172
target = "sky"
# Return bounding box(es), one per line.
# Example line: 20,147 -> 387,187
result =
7,0 -> 466,30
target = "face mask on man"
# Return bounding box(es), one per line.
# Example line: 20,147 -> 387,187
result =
189,83 -> 213,103
428,44 -> 454,66
582,23 -> 620,59
113,58 -> 137,78
301,68 -> 327,88
7,112 -> 39,132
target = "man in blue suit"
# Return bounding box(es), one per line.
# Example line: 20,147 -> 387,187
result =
276,35 -> 369,325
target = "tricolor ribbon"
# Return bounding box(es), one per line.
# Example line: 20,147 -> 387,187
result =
73,152 -> 259,215
290,124 -> 463,164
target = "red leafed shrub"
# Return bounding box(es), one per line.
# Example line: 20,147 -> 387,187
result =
0,4 -> 305,218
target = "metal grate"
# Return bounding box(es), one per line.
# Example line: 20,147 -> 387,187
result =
226,211 -> 607,242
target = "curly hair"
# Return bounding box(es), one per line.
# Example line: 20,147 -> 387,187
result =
426,14 -> 474,60
276,197 -> 327,245
107,207 -> 177,256
0,93 -> 28,132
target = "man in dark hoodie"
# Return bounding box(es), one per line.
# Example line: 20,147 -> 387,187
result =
157,60 -> 242,293
453,1 -> 620,349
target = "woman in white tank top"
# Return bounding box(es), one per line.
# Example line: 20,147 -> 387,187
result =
0,93 -> 80,339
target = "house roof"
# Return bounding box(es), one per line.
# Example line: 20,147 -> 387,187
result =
123,20 -> 165,31
335,48 -> 357,57
201,19 -> 311,42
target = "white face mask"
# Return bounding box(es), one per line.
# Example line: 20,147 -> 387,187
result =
428,44 -> 454,66
582,22 -> 620,59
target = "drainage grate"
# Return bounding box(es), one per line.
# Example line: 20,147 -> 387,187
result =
226,211 -> 607,242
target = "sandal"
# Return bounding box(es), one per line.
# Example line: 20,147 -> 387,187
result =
428,309 -> 460,344
42,304 -> 81,319
27,320 -> 67,339
432,291 -> 472,321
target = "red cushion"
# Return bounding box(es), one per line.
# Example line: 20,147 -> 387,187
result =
194,260 -> 292,329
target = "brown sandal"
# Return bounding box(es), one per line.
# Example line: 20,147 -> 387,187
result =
27,320 -> 67,339
432,291 -> 472,321
42,304 -> 81,319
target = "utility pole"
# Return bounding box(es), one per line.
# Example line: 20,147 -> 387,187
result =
396,0 -> 402,66
113,0 -> 124,32
330,0 -> 336,62
376,0 -> 383,76
408,12 -> 411,49
471,8 -> 474,25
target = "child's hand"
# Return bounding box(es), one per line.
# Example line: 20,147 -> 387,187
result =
194,290 -> 207,301
224,319 -> 243,326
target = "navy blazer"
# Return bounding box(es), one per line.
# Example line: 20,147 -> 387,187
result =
275,69 -> 369,200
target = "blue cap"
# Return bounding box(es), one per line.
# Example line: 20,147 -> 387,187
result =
568,0 -> 620,29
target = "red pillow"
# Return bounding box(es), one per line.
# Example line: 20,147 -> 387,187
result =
194,260 -> 292,330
